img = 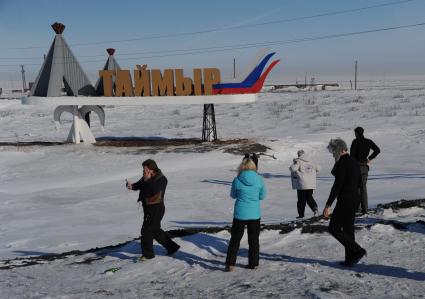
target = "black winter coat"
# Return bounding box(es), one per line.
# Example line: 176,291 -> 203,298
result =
131,170 -> 168,207
326,154 -> 361,207
350,137 -> 380,163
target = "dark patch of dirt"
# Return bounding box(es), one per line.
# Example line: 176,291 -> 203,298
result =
222,142 -> 270,155
377,198 -> 425,210
300,225 -> 329,234
95,138 -> 270,156
94,290 -> 114,296
0,138 -> 271,157
365,219 -> 418,231
94,138 -> 203,147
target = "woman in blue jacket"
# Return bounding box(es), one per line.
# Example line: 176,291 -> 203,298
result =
225,156 -> 267,272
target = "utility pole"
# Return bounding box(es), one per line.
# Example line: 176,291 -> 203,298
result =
354,60 -> 358,90
233,58 -> 236,79
20,65 -> 26,91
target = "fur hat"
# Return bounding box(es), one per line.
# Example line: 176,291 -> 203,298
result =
327,138 -> 348,155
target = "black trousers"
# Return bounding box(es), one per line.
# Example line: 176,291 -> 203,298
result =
328,200 -> 364,261
141,204 -> 179,258
358,164 -> 369,214
225,218 -> 260,267
297,189 -> 318,217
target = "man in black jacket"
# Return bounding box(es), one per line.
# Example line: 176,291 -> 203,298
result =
323,138 -> 366,267
350,127 -> 380,214
128,159 -> 180,260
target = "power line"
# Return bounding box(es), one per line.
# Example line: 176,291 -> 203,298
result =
0,0 -> 419,52
0,21 -> 424,68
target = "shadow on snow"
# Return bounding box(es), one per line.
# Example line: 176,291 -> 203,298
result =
260,252 -> 425,281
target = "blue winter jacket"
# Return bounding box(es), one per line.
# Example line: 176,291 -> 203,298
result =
230,170 -> 267,220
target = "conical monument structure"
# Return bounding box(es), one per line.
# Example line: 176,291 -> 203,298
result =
95,48 -> 121,95
30,22 -> 95,97
23,25 -> 268,145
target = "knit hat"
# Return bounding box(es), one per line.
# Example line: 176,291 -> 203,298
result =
297,150 -> 305,157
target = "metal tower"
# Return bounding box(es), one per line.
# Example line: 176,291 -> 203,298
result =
202,104 -> 217,142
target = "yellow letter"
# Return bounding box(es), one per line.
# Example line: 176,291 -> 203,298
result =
99,70 -> 114,96
175,69 -> 193,96
115,70 -> 134,97
151,69 -> 174,96
193,68 -> 202,96
134,67 -> 151,97
203,68 -> 220,95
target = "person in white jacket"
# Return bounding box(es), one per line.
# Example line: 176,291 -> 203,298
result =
290,150 -> 319,218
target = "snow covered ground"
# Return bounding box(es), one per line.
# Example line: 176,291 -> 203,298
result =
0,79 -> 425,298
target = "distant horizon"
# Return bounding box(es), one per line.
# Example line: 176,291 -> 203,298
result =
1,51 -> 424,90
1,73 -> 424,93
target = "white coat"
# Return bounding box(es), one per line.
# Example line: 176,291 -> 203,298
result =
289,154 -> 319,190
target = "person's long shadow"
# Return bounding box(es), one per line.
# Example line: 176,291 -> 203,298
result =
98,240 -> 141,260
99,234 -> 230,271
261,172 -> 334,181
171,233 -> 231,271
200,179 -> 232,186
261,172 -> 425,181
260,252 -> 425,281
172,220 -> 231,226
368,173 -> 425,180
180,233 -> 228,257
173,250 -> 225,271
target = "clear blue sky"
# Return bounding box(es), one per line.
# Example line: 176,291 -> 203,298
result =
1,0 -> 425,86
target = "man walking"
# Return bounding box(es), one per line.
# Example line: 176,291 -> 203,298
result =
323,138 -> 366,267
350,127 -> 380,214
128,159 -> 180,261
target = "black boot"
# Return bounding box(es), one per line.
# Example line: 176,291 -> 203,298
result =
343,248 -> 367,267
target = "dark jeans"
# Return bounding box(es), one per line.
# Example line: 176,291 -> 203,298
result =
358,164 -> 369,214
225,218 -> 260,267
328,200 -> 364,261
297,189 -> 318,217
141,204 -> 179,258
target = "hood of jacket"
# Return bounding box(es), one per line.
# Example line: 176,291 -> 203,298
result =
296,154 -> 311,163
237,170 -> 259,186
